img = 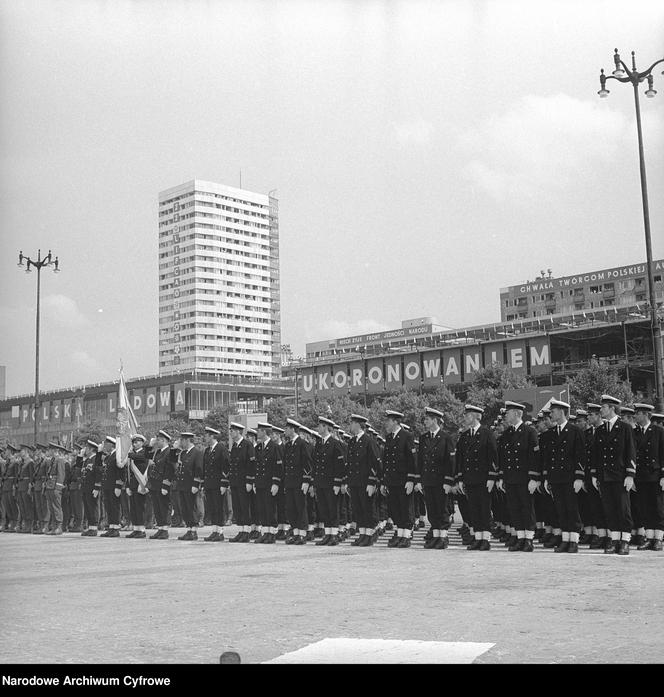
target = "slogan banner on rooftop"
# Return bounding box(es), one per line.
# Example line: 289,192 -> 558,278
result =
298,336 -> 551,399
334,324 -> 433,349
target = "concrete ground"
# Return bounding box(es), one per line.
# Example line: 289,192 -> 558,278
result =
1,525 -> 663,664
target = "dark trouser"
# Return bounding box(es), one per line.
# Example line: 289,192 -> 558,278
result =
18,491 -> 33,527
542,491 -> 558,527
466,483 -> 492,533
249,489 -> 259,526
150,489 -> 170,527
231,484 -> 252,527
178,490 -> 197,528
255,487 -> 277,527
277,487 -> 288,526
120,491 -> 131,525
630,490 -> 643,529
222,489 -> 232,524
550,482 -> 581,533
337,491 -> 349,526
285,487 -> 308,531
423,485 -> 447,530
414,490 -> 426,517
505,483 -> 535,531
129,491 -> 147,526
349,486 -> 376,530
377,490 -> 389,521
600,480 -> 633,533
456,492 -> 471,527
316,487 -> 339,527
636,481 -> 664,531
61,490 -> 70,529
45,489 -> 63,526
205,488 -> 223,526
586,485 -> 606,528
144,493 -> 155,527
533,489 -> 546,523
195,491 -> 205,525
577,488 -> 591,527
387,487 -> 413,530
104,489 -> 121,526
82,490 -> 99,526
306,491 -> 317,525
170,489 -> 182,526
34,489 -> 49,525
492,488 -> 508,525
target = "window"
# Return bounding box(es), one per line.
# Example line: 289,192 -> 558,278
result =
590,286 -> 599,293
603,283 -> 614,291
655,275 -> 662,283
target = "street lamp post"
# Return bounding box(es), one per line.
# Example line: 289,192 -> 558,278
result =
17,249 -> 60,445
598,49 -> 664,410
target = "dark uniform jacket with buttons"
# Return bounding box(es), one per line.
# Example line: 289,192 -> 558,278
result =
418,429 -> 456,487
81,451 -> 103,493
634,423 -> 664,482
203,443 -> 230,490
68,456 -> 83,491
312,436 -> 346,488
17,457 -> 34,493
175,446 -> 204,490
498,423 -> 540,484
346,433 -> 381,487
251,439 -> 282,488
283,436 -> 313,488
127,447 -> 152,493
582,428 -> 596,485
101,450 -> 125,492
591,419 -> 636,482
229,438 -> 256,487
456,425 -> 498,485
148,446 -> 178,492
381,428 -> 417,487
543,422 -> 586,484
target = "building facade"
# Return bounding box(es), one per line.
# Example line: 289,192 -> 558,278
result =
500,259 -> 664,322
158,180 -> 281,379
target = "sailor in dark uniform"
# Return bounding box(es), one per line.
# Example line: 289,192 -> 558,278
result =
228,423 -> 256,543
202,426 -> 229,542
282,418 -> 312,545
312,416 -> 346,546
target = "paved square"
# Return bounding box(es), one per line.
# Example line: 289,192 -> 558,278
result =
2,526 -> 663,664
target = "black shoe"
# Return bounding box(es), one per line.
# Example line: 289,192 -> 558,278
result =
249,530 -> 260,540
424,529 -> 433,541
351,535 -> 365,547
630,534 -> 643,547
178,530 -> 196,541
315,535 -> 330,546
204,532 -> 220,541
616,540 -> 630,555
586,534 -> 599,548
567,542 -> 579,553
509,539 -> 525,552
104,529 -> 121,538
81,529 -> 97,537
424,538 -> 437,549
229,532 -> 242,542
254,533 -> 267,544
293,536 -> 306,545
387,535 -> 400,548
326,534 -> 338,546
264,533 -> 276,544
285,535 -> 295,545
305,531 -> 314,542
478,540 -> 491,551
385,522 -> 394,531
313,528 -> 324,538
522,539 -> 534,552
347,528 -> 357,537
133,530 -> 146,539
554,542 -> 569,553
359,535 -> 373,547
275,530 -> 287,541
651,539 -> 663,551
499,533 -> 511,544
604,541 -> 617,554
371,531 -> 380,543
397,537 -> 411,548
578,532 -> 589,545
544,535 -> 561,549
467,539 -> 481,551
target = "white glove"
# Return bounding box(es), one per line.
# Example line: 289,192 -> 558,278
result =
624,476 -> 634,492
592,476 -> 599,490
543,480 -> 551,495
528,479 -> 539,495
220,487 -> 227,495
114,488 -> 121,498
340,484 -> 348,495
573,479 -> 583,494
191,486 -> 198,495
92,490 -> 99,499
309,485 -> 315,498
126,488 -> 132,497
246,483 -> 253,493
457,481 -> 465,495
405,481 -> 414,496
333,486 -> 340,495
366,484 -> 376,497
380,485 -> 388,497
270,484 -> 279,496
497,479 -> 505,493
486,480 -> 494,493
660,477 -> 664,492
414,483 -> 423,493
301,482 -> 309,495
443,484 -> 452,495
161,488 -> 168,496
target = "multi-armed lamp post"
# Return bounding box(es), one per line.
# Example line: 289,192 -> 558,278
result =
598,49 -> 664,410
17,250 -> 60,444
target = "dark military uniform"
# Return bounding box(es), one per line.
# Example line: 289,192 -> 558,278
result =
537,427 -> 559,539
346,432 -> 380,537
591,417 -> 636,540
1,456 -> 19,531
67,455 -> 84,531
32,455 -> 50,533
44,451 -> 67,532
229,437 -> 255,533
543,422 -> 586,544
251,439 -> 282,534
312,435 -> 346,532
456,425 -> 498,538
101,449 -> 125,531
381,427 -> 417,535
16,455 -> 34,532
81,450 -> 103,529
499,422 -> 540,542
283,434 -> 312,536
634,422 -> 664,548
203,441 -> 230,527
175,445 -> 204,529
582,425 -> 607,545
418,428 -> 456,540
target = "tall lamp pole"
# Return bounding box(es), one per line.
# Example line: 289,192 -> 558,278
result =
17,249 -> 60,444
598,49 -> 664,410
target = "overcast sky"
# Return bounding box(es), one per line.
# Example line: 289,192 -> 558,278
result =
1,0 -> 663,396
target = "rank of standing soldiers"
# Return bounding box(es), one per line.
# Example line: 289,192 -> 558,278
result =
1,397 -> 663,554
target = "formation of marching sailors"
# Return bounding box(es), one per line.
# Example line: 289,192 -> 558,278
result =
1,395 -> 662,554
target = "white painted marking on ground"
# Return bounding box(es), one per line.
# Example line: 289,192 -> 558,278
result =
264,638 -> 495,664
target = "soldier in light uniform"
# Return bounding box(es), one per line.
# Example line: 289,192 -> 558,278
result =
498,401 -> 540,552
228,423 -> 256,543
346,414 -> 380,547
633,403 -> 664,551
32,444 -> 50,534
202,426 -> 229,542
1,445 -> 20,532
45,443 -> 68,534
542,400 -> 586,553
418,408 -> 456,549
457,405 -> 499,551
381,410 -> 417,548
81,440 -> 103,536
100,436 -> 124,538
282,418 -> 312,545
591,395 -> 636,555
312,416 -> 346,546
